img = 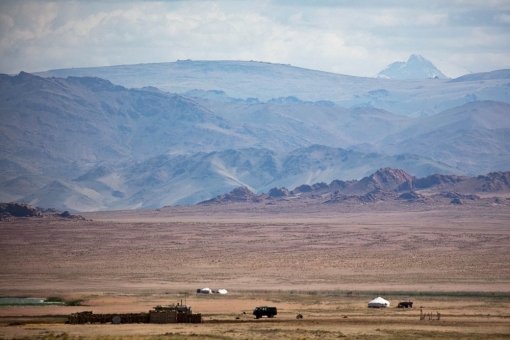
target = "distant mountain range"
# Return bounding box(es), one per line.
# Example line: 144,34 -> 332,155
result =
33,60 -> 510,116
1,61 -> 509,211
377,54 -> 447,79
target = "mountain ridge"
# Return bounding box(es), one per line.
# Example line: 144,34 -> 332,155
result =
198,167 -> 510,205
32,60 -> 510,116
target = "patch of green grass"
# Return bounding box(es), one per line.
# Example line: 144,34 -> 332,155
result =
64,299 -> 84,306
0,297 -> 83,307
44,297 -> 65,303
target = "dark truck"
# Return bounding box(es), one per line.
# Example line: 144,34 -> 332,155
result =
253,306 -> 277,319
397,301 -> 413,308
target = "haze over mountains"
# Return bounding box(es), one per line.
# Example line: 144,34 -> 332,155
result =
34,59 -> 510,117
1,59 -> 510,211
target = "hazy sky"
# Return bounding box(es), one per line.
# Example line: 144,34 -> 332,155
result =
1,0 -> 509,77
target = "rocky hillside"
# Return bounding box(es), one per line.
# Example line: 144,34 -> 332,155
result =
198,168 -> 510,205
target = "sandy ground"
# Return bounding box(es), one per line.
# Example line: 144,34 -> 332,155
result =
1,293 -> 510,339
0,201 -> 509,338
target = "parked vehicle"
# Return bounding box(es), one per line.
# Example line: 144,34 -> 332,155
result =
397,301 -> 413,308
253,306 -> 277,319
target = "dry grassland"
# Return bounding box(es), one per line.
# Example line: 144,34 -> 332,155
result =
1,201 -> 509,339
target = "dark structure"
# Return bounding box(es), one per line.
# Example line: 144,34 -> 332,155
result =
67,311 -> 149,324
253,306 -> 277,319
397,301 -> 413,308
67,304 -> 201,324
150,304 -> 202,323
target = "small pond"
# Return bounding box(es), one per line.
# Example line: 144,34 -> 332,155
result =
0,297 -> 65,307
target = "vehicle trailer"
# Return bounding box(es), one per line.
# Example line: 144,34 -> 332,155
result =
253,306 -> 277,319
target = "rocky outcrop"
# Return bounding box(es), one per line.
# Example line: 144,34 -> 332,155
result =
398,191 -> 424,200
324,189 -> 397,204
440,192 -> 480,201
311,182 -> 329,191
329,180 -> 352,190
58,211 -> 86,220
198,187 -> 264,204
292,184 -> 313,194
359,189 -> 397,202
195,169 -> 510,206
268,187 -> 290,198
357,168 -> 415,193
494,197 -> 504,204
450,198 -> 462,205
477,171 -> 510,192
290,182 -> 330,196
412,174 -> 468,189
0,202 -> 42,220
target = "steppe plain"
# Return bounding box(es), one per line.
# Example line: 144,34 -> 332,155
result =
1,199 -> 510,339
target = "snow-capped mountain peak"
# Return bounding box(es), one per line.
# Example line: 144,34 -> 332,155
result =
377,54 -> 448,79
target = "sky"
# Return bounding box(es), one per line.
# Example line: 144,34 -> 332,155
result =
1,0 -> 510,77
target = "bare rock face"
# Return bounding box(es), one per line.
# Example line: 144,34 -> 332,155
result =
0,202 -> 42,219
291,182 -> 329,196
268,187 -> 290,198
329,180 -> 352,190
477,171 -> 510,191
292,184 -> 313,194
58,211 -> 86,220
226,187 -> 262,202
413,174 -> 468,189
358,168 -> 415,193
198,187 -> 264,204
311,182 -> 329,191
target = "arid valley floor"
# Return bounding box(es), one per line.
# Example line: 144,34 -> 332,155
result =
1,200 -> 510,339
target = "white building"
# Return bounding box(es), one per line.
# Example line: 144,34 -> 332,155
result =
368,297 -> 390,308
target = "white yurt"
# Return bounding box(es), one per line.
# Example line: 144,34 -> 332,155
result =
217,289 -> 228,295
368,297 -> 390,308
